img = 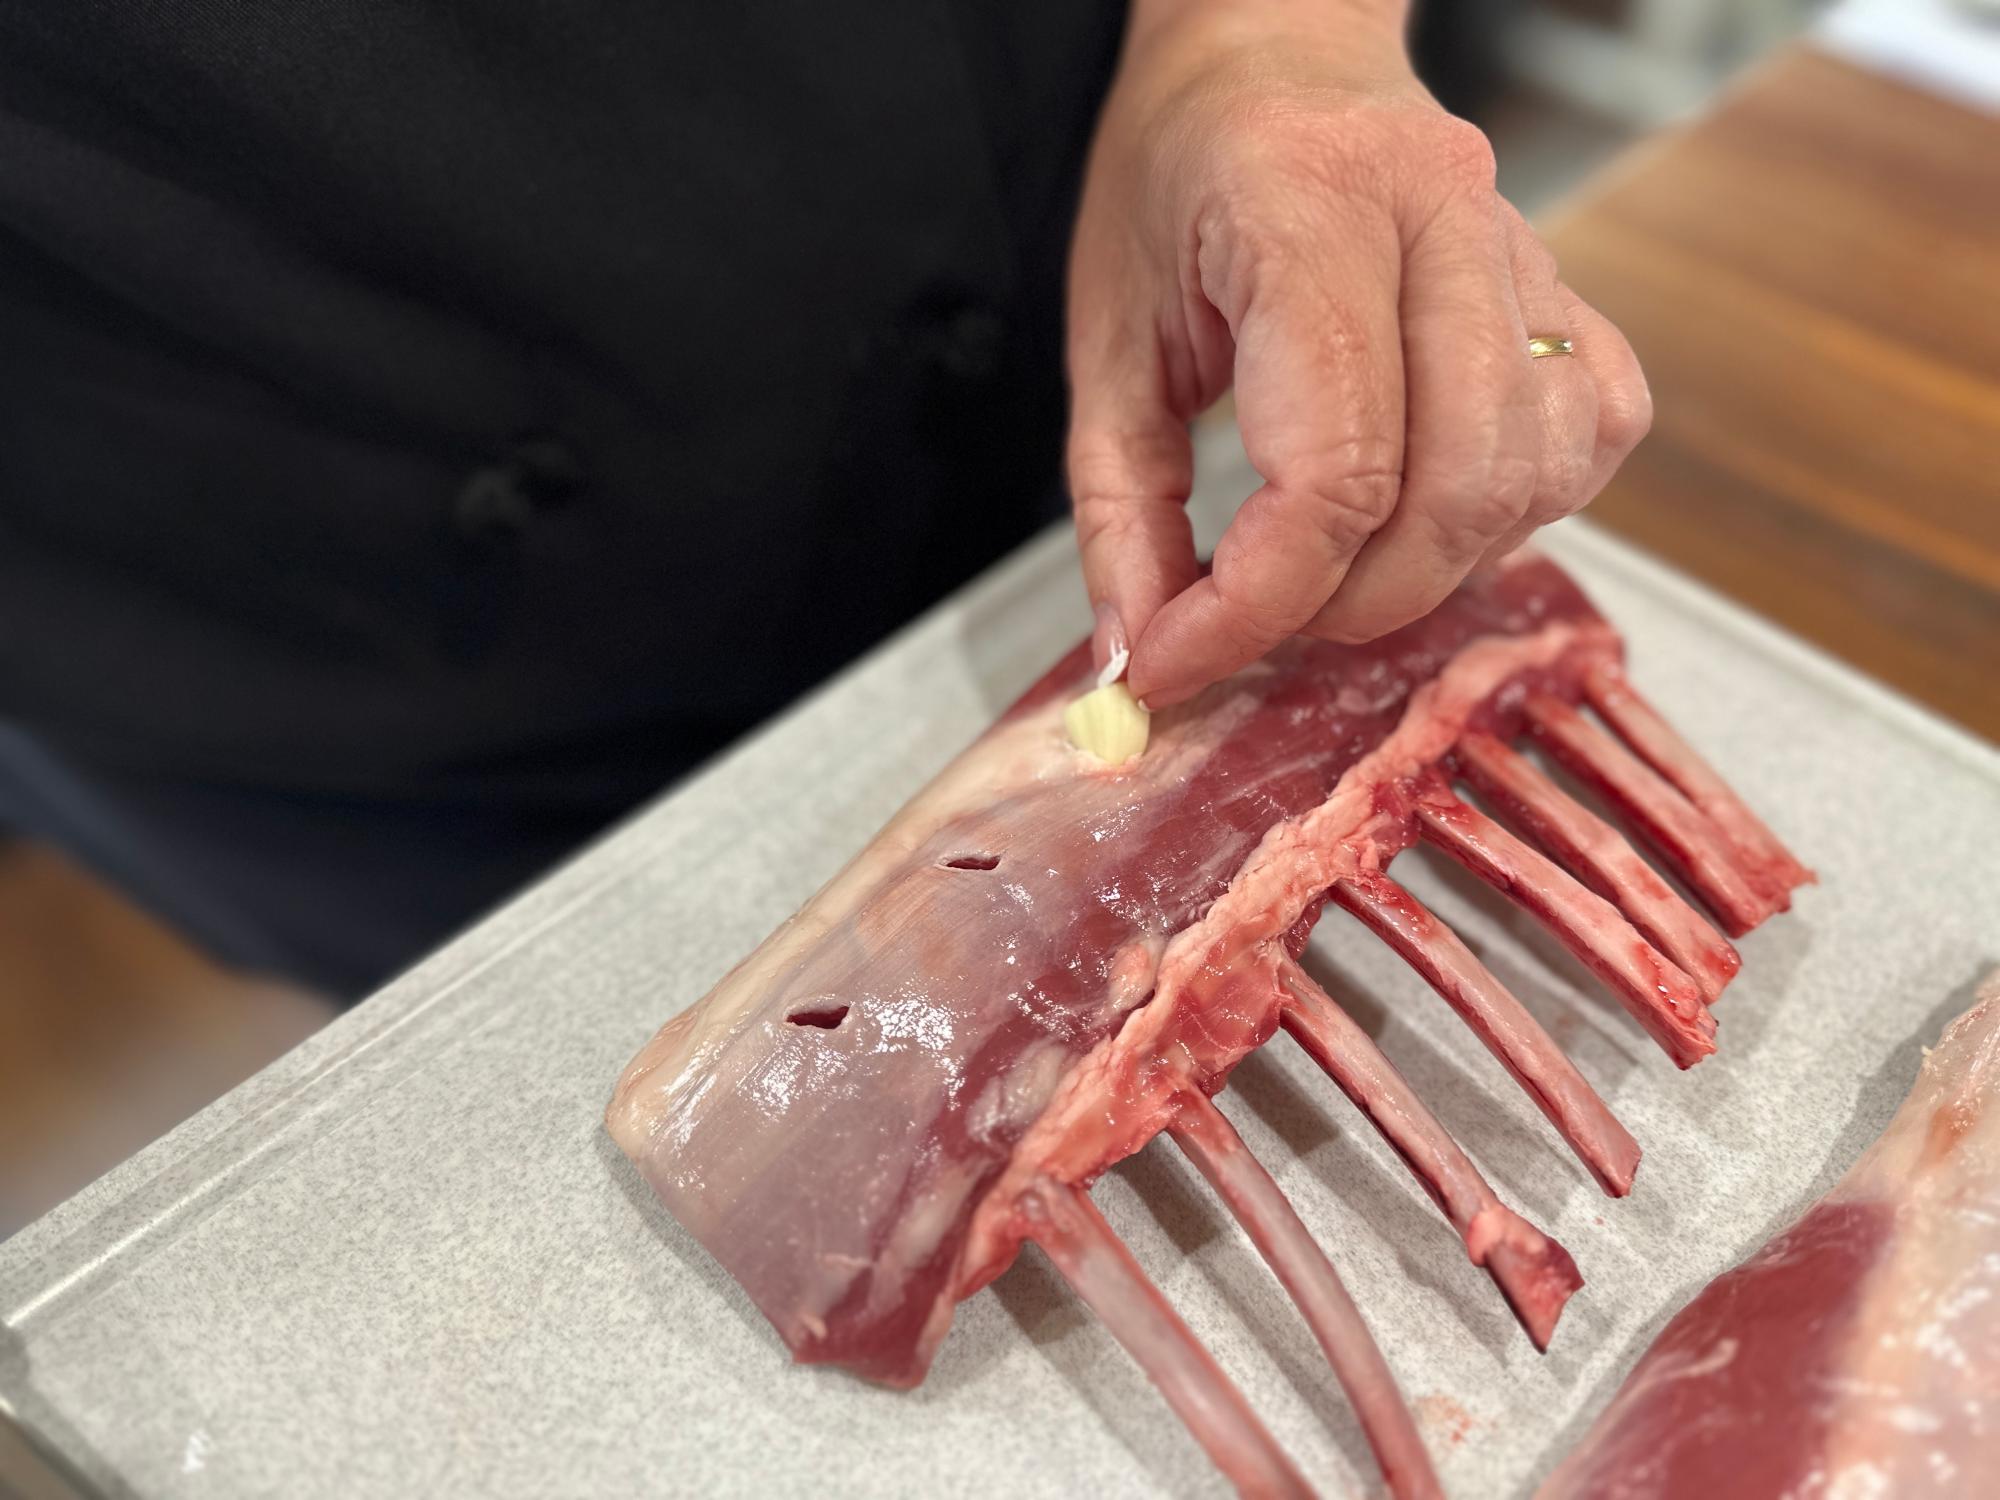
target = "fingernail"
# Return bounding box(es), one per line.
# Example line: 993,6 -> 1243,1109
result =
1091,601 -> 1130,687
1136,683 -> 1194,713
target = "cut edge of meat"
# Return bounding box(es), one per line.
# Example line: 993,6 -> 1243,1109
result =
1539,974 -> 2000,1500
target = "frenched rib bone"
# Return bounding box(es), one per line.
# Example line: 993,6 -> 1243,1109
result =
1170,1091 -> 1443,1500
1023,1178 -> 1314,1499
1524,693 -> 1780,937
1453,732 -> 1742,1002
1581,662 -> 1813,902
1329,869 -> 1642,1196
1277,957 -> 1581,1350
1413,779 -> 1715,1068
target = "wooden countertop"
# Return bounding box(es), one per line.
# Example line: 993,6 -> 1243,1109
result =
1544,47 -> 2000,741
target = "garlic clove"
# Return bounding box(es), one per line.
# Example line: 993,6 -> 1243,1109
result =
1064,681 -> 1150,766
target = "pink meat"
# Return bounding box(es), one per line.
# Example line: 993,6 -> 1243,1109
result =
607,554 -> 1806,1402
1540,976 -> 2000,1499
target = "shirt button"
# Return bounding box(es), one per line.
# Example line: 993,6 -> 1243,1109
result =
454,435 -> 585,543
936,304 -> 1006,381
510,436 -> 585,501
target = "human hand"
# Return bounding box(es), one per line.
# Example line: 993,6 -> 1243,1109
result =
1067,0 -> 1652,708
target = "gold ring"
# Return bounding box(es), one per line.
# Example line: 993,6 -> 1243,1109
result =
1527,335 -> 1574,359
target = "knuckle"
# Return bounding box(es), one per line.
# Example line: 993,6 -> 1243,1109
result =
1218,180 -> 1376,292
1519,236 -> 1561,289
1422,409 -> 1538,540
1431,115 -> 1499,192
1482,458 -> 1540,528
1066,435 -> 1188,525
1069,492 -> 1154,554
1067,450 -> 1129,511
1219,205 -> 1303,286
1210,569 -> 1300,652
1534,449 -> 1595,514
1291,452 -> 1404,547
1434,465 -> 1532,546
1597,377 -> 1655,453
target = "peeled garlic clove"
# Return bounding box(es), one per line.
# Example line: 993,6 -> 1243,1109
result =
1064,682 -> 1150,766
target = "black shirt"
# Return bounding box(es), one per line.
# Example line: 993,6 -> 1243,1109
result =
0,2 -> 1128,991
0,2 -> 1127,793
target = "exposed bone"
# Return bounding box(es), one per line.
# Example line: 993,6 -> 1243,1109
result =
1021,1178 -> 1312,1498
1454,732 -> 1740,1002
1330,871 -> 1642,1196
1582,662 -> 1813,899
1522,693 -> 1778,938
1413,780 -> 1717,1068
1276,956 -> 1581,1349
1169,1090 -> 1443,1500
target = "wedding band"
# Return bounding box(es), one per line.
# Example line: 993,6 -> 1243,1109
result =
1527,336 -> 1575,359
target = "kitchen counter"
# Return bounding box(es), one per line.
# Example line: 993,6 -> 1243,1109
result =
1546,45 -> 2000,740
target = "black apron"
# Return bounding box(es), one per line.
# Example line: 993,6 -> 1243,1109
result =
0,1 -> 1128,992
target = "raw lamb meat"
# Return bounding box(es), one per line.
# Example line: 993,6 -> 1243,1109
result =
1540,975 -> 2000,1500
607,554 -> 1807,1496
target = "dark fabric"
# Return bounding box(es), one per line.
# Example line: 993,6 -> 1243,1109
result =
0,721 -> 611,991
0,2 -> 1128,994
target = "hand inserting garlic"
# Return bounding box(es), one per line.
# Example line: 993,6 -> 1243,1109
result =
1064,681 -> 1149,766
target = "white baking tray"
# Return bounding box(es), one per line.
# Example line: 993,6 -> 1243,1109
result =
4,469 -> 1996,1497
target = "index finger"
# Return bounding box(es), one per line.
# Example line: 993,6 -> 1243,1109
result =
1127,202 -> 1406,709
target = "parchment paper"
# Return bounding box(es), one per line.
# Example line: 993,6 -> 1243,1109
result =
4,435 -> 1996,1498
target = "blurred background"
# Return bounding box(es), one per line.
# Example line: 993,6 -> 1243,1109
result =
3,0 -> 1994,1238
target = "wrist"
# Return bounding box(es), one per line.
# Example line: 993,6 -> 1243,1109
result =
1128,0 -> 1411,52
1123,0 -> 1418,95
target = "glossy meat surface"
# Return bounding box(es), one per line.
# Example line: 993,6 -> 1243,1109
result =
608,558 -> 1616,1384
1541,978 -> 2000,1499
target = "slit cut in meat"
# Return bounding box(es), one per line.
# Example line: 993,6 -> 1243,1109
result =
940,854 -> 1001,871
1276,957 -> 1581,1349
605,554 -> 1808,1495
1453,732 -> 1741,1003
1329,870 -> 1642,1196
